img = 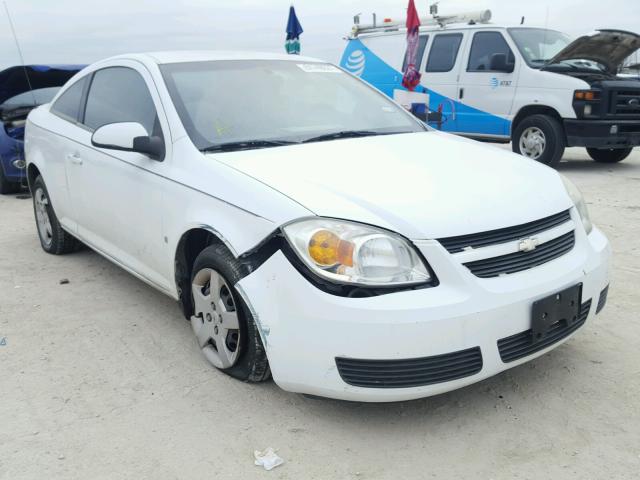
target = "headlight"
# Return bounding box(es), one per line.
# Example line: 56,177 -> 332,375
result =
561,175 -> 593,234
282,218 -> 432,287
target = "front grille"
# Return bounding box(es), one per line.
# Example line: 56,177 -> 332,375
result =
438,210 -> 571,254
612,90 -> 640,116
335,347 -> 482,389
464,231 -> 575,278
498,300 -> 591,363
596,285 -> 609,314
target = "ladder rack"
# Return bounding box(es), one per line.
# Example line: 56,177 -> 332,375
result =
351,9 -> 492,37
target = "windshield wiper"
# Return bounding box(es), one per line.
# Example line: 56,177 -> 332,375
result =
302,130 -> 403,144
201,139 -> 297,153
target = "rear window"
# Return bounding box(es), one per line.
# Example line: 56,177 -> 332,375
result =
426,34 -> 463,72
50,77 -> 87,122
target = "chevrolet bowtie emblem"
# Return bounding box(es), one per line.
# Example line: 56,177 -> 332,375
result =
518,237 -> 540,252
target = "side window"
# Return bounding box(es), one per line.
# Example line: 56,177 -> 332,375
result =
83,67 -> 158,134
467,32 -> 515,71
425,34 -> 463,73
402,35 -> 429,72
50,77 -> 88,122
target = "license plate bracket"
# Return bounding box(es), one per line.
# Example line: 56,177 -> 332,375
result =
531,284 -> 582,344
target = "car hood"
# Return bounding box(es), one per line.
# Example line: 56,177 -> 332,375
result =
544,29 -> 640,74
214,132 -> 572,240
0,65 -> 85,105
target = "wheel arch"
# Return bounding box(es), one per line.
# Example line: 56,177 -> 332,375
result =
174,226 -> 238,319
27,163 -> 41,191
511,105 -> 565,140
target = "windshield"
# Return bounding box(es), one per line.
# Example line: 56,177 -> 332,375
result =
161,60 -> 424,151
0,87 -> 61,108
508,28 -> 572,68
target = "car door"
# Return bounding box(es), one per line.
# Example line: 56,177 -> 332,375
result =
65,63 -> 172,291
455,30 -> 518,137
420,32 -> 466,132
39,75 -> 97,232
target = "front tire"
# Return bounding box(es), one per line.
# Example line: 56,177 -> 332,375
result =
32,175 -> 81,254
190,244 -> 270,382
587,147 -> 633,163
512,114 -> 565,168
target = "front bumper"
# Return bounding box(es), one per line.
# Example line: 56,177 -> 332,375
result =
0,136 -> 26,182
237,219 -> 611,402
564,119 -> 640,148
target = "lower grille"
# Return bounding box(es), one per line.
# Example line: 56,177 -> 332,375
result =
464,231 -> 575,278
498,300 -> 591,363
596,285 -> 609,314
335,347 -> 482,389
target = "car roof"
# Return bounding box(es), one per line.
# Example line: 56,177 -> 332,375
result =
116,51 -> 325,65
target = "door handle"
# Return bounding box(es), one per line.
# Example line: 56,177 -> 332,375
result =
66,153 -> 83,165
459,87 -> 464,100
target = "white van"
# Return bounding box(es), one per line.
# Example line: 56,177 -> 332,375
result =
340,13 -> 640,166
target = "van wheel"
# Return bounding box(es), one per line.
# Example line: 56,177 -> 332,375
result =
586,147 -> 633,163
32,175 -> 81,254
512,115 -> 565,168
190,244 -> 270,382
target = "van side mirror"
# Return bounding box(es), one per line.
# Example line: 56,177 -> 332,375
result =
91,122 -> 165,161
489,53 -> 514,73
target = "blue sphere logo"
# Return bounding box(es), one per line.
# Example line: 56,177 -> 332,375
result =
490,77 -> 499,89
344,50 -> 366,77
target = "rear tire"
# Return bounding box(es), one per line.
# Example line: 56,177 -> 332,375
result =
512,114 -> 565,168
587,147 -> 633,163
190,244 -> 270,382
32,175 -> 81,254
0,166 -> 21,194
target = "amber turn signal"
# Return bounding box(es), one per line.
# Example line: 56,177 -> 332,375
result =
308,230 -> 355,267
574,90 -> 599,101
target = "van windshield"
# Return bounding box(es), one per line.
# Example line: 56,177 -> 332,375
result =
508,28 -> 572,68
161,60 -> 425,152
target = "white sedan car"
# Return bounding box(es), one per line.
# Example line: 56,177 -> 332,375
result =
25,52 -> 611,402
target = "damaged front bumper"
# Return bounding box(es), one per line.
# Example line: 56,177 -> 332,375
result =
236,225 -> 610,402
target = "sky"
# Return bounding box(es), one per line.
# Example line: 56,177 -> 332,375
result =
1,0 -> 639,70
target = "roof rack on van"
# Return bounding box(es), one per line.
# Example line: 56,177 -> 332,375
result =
350,9 -> 492,37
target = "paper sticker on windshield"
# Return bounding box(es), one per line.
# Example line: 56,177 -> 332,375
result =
297,64 -> 341,73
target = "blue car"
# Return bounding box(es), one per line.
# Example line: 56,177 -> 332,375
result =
0,64 -> 84,193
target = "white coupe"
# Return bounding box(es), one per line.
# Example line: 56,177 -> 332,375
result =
25,52 -> 611,401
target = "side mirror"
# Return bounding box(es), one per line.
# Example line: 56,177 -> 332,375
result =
91,122 -> 165,161
489,53 -> 514,73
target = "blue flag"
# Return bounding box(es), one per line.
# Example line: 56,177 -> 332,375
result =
285,6 -> 303,55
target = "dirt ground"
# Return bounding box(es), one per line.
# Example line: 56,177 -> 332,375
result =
1,146 -> 639,480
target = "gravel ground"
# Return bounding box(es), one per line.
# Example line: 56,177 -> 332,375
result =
1,146 -> 639,479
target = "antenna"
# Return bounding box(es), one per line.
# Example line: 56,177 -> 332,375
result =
2,0 -> 36,105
